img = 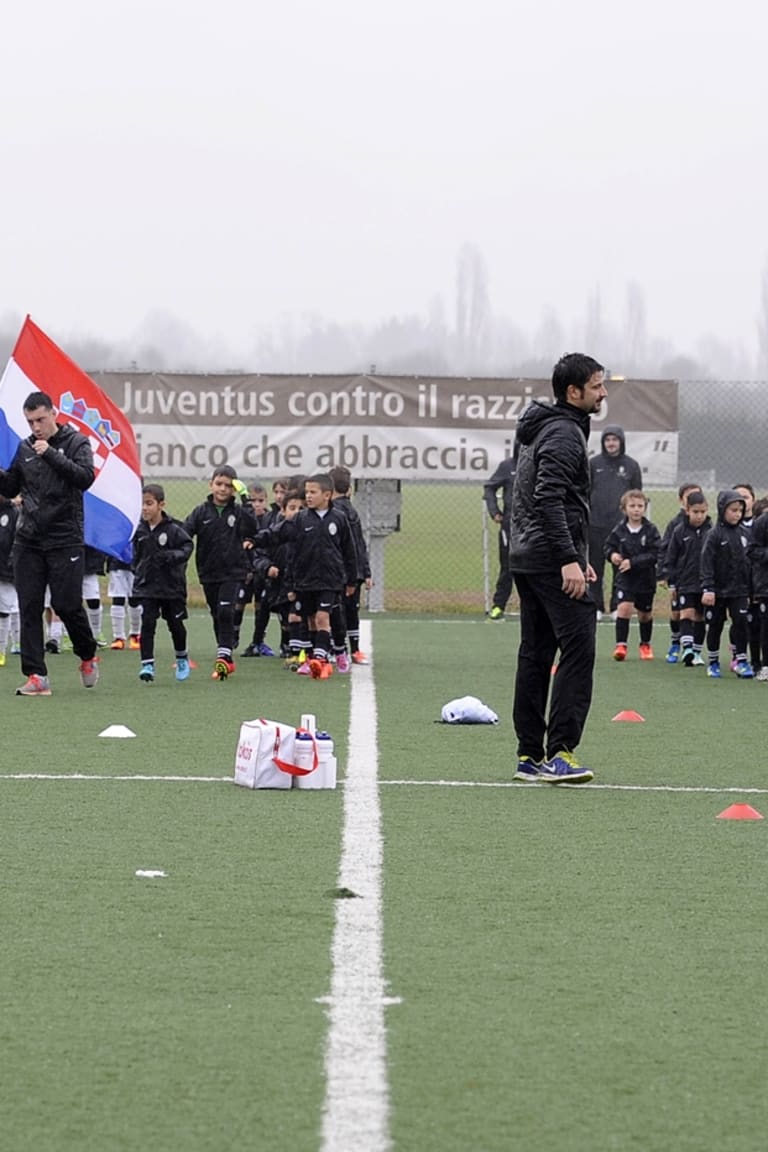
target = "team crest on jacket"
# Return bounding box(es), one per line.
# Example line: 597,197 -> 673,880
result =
159,532 -> 168,546
228,514 -> 236,528
0,514 -> 7,527
328,522 -> 338,535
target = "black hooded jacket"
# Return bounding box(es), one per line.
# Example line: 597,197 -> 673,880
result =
588,425 -> 643,528
700,489 -> 750,598
508,400 -> 592,573
0,423 -> 95,549
747,511 -> 768,599
665,514 -> 712,595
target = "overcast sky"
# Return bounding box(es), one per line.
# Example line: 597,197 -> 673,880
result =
2,0 -> 766,364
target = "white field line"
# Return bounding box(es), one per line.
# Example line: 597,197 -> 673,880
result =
379,780 -> 768,795
320,620 -> 390,1152
0,774 -> 766,797
0,774 -> 231,782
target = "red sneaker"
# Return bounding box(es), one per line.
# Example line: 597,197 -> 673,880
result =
212,659 -> 236,680
613,643 -> 628,662
128,634 -> 141,650
110,637 -> 126,650
351,651 -> 370,665
639,643 -> 654,661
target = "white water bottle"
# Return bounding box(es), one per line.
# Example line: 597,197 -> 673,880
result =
315,731 -> 337,789
293,731 -> 316,787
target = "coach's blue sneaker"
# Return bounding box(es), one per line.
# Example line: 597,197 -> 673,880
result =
257,643 -> 276,657
175,657 -> 190,682
666,642 -> 680,664
139,660 -> 155,683
707,661 -> 721,678
736,660 -> 755,679
539,751 -> 594,784
513,756 -> 542,782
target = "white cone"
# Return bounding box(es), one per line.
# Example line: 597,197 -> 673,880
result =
98,724 -> 136,738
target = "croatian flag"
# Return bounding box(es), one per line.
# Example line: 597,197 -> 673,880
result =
0,316 -> 142,563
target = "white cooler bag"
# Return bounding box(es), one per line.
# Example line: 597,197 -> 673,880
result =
234,719 -> 318,789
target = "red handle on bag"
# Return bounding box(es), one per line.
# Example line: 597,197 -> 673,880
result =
258,721 -> 318,776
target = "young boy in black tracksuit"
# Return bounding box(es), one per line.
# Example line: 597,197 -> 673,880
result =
183,465 -> 259,680
251,490 -> 308,667
132,483 -> 194,683
664,490 -> 711,666
604,489 -> 661,661
700,488 -> 753,679
240,483 -> 280,657
256,472 -> 357,679
657,483 -> 704,663
746,500 -> 768,680
329,465 -> 372,667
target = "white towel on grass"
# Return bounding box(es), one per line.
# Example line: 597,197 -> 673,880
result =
440,696 -> 499,724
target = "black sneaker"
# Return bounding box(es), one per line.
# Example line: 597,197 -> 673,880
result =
241,644 -> 258,657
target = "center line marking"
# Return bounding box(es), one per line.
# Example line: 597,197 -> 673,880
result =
320,620 -> 391,1152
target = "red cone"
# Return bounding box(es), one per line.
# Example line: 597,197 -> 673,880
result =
717,803 -> 764,821
612,710 -> 645,722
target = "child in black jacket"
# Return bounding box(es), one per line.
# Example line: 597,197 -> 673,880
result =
183,465 -> 259,680
664,490 -> 711,666
132,484 -> 193,683
700,489 -> 753,679
605,489 -> 661,661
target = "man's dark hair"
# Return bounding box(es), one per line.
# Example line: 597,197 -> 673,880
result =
329,465 -> 352,494
211,464 -> 237,481
143,483 -> 165,502
678,482 -> 702,500
23,391 -> 54,412
307,472 -> 333,492
551,354 -> 604,403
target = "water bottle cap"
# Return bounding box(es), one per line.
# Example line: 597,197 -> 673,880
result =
296,731 -> 314,740
316,730 -> 331,739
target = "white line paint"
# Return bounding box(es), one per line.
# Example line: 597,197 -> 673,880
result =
379,780 -> 768,795
0,774 -> 766,797
0,774 -> 230,782
320,619 -> 391,1152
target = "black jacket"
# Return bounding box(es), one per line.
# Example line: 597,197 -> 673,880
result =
0,424 -> 95,550
588,426 -> 643,528
657,509 -> 687,583
483,456 -> 516,528
184,494 -> 259,584
747,511 -> 768,599
132,513 -> 193,599
700,490 -> 750,598
508,400 -> 592,573
604,515 -> 661,595
0,499 -> 19,582
259,505 -> 357,592
331,494 -> 371,582
665,516 -> 712,596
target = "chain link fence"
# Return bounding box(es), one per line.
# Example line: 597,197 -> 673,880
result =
150,379 -> 768,614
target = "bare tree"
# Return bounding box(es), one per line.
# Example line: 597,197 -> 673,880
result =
455,242 -> 491,371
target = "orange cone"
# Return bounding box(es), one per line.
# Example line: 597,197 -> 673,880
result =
716,803 -> 764,821
612,710 -> 645,722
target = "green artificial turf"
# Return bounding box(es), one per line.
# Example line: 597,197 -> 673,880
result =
3,612 -> 768,1151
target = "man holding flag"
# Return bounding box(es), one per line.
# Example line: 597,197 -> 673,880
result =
0,391 -> 100,694
0,318 -> 142,695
